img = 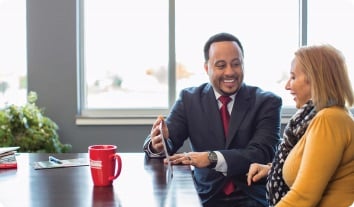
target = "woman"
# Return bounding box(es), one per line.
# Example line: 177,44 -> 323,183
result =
247,44 -> 354,207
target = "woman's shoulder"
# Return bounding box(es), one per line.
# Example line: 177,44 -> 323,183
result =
307,107 -> 354,149
315,107 -> 353,121
311,106 -> 354,132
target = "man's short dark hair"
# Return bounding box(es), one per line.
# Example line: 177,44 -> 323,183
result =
203,32 -> 244,62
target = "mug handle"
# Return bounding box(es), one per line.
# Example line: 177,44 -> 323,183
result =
109,153 -> 122,181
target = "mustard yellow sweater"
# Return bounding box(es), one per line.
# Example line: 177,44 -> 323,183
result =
275,107 -> 354,207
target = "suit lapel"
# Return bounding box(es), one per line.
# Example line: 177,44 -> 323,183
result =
226,85 -> 251,147
202,85 -> 226,146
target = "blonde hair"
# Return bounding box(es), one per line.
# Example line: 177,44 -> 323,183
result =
295,44 -> 354,111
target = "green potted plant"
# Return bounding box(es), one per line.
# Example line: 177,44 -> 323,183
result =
0,91 -> 71,152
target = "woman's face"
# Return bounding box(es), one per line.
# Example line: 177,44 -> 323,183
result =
285,57 -> 312,108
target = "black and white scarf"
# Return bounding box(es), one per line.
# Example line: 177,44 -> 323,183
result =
266,100 -> 316,206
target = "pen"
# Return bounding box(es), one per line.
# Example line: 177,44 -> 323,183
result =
49,156 -> 62,164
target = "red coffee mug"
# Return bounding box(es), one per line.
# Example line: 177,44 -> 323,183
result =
88,145 -> 122,186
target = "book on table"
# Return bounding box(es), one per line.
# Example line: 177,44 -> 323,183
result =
0,146 -> 20,169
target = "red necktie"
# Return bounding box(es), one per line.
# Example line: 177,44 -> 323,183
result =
219,96 -> 235,195
219,96 -> 231,137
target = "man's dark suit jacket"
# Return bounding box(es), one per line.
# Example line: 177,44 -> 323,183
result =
144,83 -> 282,206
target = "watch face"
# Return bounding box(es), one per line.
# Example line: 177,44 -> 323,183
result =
208,151 -> 217,162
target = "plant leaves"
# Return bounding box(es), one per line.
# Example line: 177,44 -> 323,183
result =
0,91 -> 72,153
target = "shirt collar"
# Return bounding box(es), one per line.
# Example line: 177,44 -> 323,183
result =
213,89 -> 237,101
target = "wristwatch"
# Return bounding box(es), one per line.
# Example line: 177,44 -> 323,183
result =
207,151 -> 218,168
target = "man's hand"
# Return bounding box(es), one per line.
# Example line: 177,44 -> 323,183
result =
164,152 -> 210,168
150,116 -> 169,153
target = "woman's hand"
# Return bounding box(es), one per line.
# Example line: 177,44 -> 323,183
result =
247,163 -> 271,186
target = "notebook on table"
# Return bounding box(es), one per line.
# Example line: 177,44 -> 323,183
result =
33,157 -> 89,170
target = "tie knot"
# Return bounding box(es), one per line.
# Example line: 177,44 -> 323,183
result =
219,96 -> 231,105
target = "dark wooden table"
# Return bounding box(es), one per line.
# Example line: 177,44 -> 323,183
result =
0,153 -> 202,207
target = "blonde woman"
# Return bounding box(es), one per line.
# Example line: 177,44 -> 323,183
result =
247,44 -> 354,207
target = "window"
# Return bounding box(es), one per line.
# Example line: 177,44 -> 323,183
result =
78,0 -> 353,124
79,0 -> 169,118
0,0 -> 27,108
174,0 -> 298,108
307,0 -> 354,85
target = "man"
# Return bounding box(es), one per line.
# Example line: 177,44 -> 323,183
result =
143,32 -> 282,207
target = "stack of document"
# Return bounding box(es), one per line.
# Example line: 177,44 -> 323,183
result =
0,146 -> 20,169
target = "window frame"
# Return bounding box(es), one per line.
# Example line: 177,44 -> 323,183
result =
75,0 -> 307,125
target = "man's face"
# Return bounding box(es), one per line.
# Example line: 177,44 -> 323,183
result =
204,41 -> 244,96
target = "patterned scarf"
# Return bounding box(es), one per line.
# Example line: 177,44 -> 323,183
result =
266,100 -> 316,206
